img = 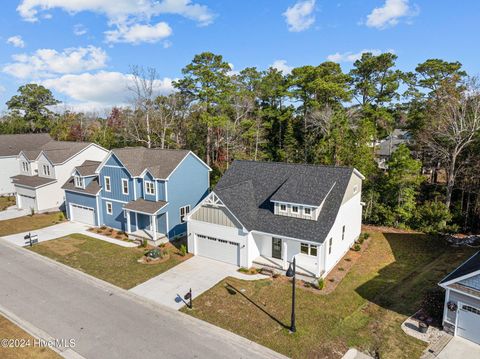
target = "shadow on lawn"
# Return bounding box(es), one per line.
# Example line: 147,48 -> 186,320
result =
225,283 -> 290,329
355,232 -> 470,317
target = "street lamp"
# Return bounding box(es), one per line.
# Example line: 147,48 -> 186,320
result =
285,256 -> 296,333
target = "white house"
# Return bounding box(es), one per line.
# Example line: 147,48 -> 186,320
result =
187,160 -> 364,278
11,141 -> 108,213
439,252 -> 480,345
0,133 -> 52,195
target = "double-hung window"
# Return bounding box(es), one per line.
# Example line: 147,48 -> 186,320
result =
180,205 -> 190,223
74,176 -> 84,188
145,181 -> 155,196
22,161 -> 29,172
279,204 -> 287,212
104,176 -> 111,192
121,178 -> 129,195
43,164 -> 51,176
106,202 -> 113,215
300,242 -> 318,256
304,207 -> 311,216
292,206 -> 299,213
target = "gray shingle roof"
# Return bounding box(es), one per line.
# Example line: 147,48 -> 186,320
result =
112,147 -> 190,179
0,133 -> 52,157
440,252 -> 480,284
11,175 -> 56,188
75,160 -> 101,176
62,177 -> 101,195
124,198 -> 167,215
214,160 -> 355,243
39,141 -> 94,164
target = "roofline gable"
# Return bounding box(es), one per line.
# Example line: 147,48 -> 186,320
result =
165,151 -> 211,181
438,251 -> 480,286
96,151 -> 134,177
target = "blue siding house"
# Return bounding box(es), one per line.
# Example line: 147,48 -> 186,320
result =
62,148 -> 210,243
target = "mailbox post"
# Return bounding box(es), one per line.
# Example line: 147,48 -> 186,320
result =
184,288 -> 192,309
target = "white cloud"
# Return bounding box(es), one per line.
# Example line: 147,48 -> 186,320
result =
73,24 -> 88,36
366,0 -> 418,29
105,21 -> 172,44
43,71 -> 174,110
3,46 -> 108,79
283,0 -> 316,32
6,35 -> 26,48
327,49 -> 395,63
0,85 -> 6,93
17,0 -> 214,26
270,60 -> 293,75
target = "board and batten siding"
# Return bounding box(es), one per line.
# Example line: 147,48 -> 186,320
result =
99,165 -> 134,203
342,172 -> 362,205
191,204 -> 241,228
273,201 -> 319,220
165,153 -> 209,238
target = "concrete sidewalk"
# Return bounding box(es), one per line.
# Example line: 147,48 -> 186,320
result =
0,205 -> 29,220
131,255 -> 266,309
0,238 -> 286,359
1,221 -> 137,248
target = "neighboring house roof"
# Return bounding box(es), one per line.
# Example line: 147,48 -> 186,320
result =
123,198 -> 167,215
38,141 -> 94,164
213,160 -> 356,243
62,177 -> 101,195
0,133 -> 52,157
376,129 -> 412,157
440,251 -> 480,285
75,160 -> 101,177
11,174 -> 56,188
111,147 -> 191,179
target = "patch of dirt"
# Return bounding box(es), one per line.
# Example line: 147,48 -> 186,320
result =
40,237 -> 85,256
362,224 -> 421,234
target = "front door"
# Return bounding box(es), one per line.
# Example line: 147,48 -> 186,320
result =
272,237 -> 282,259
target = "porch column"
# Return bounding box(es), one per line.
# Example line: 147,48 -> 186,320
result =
126,210 -> 131,233
316,244 -> 322,277
151,214 -> 157,241
283,241 -> 288,270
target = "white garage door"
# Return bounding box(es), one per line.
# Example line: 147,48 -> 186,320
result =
71,204 -> 95,226
196,234 -> 240,266
457,304 -> 480,345
19,195 -> 36,211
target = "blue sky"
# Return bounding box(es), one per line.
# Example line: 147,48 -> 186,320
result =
0,0 -> 479,112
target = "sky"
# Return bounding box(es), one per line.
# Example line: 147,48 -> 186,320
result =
0,0 -> 479,113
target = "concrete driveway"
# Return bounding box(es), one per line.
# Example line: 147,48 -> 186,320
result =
0,205 -> 29,220
437,337 -> 480,359
1,221 -> 137,247
131,255 -> 266,309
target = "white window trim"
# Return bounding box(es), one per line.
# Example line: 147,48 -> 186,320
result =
43,164 -> 51,176
180,205 -> 190,223
74,176 -> 84,189
104,176 -> 111,192
22,161 -> 29,172
106,201 -> 113,215
279,204 -> 287,213
300,242 -> 318,256
291,205 -> 299,213
145,181 -> 155,196
121,178 -> 129,195
303,207 -> 312,216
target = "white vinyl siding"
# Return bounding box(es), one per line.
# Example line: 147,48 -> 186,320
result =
273,202 -> 318,220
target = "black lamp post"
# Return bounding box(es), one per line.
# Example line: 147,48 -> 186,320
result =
285,256 -> 296,333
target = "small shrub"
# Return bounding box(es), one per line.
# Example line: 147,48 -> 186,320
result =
58,212 -> 65,221
30,207 -> 35,216
272,272 -> 280,278
117,231 -> 125,235
317,278 -> 325,290
358,237 -> 365,244
179,244 -> 187,256
338,267 -> 345,272
100,226 -> 107,230
159,243 -> 166,248
353,243 -> 361,251
115,235 -> 122,239
238,267 -> 249,274
361,232 -> 370,240
107,228 -> 114,233
142,239 -> 148,248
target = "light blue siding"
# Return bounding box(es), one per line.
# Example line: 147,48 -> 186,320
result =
84,176 -> 95,187
142,172 -> 156,201
65,190 -> 99,226
99,166 -> 134,203
165,153 -> 209,238
101,199 -> 126,231
157,180 -> 166,201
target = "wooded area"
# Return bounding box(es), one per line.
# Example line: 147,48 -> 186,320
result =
1,52 -> 479,234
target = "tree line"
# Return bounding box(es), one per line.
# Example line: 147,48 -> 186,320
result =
1,52 -> 479,234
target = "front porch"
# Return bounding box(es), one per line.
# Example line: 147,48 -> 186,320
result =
123,198 -> 168,245
129,228 -> 168,243
252,255 -> 319,278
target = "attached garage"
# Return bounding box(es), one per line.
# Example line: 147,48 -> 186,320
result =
19,194 -> 36,211
70,204 -> 95,226
195,234 -> 240,266
457,304 -> 480,345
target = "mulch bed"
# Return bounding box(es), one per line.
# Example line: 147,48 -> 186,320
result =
88,227 -> 130,242
362,224 -> 421,234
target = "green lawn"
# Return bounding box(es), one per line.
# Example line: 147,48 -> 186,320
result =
0,212 -> 63,237
0,196 -> 15,211
181,230 -> 475,359
29,234 -> 191,289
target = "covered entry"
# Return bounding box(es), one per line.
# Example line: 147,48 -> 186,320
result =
195,234 -> 240,266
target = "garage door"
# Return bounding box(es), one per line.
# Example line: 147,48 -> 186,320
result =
71,204 -> 95,226
19,195 -> 36,211
196,234 -> 240,266
457,304 -> 480,345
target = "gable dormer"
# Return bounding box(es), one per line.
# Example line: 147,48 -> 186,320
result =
18,153 -> 33,176
37,153 -> 55,179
